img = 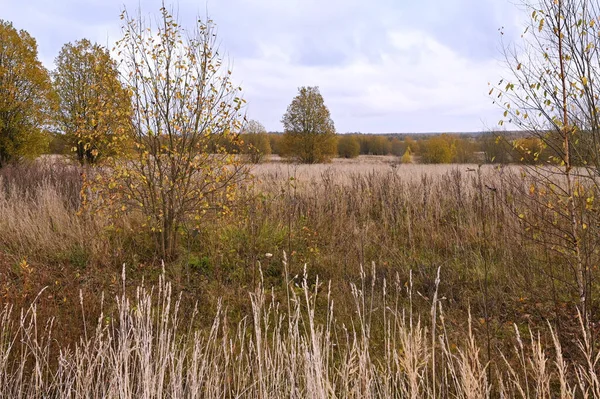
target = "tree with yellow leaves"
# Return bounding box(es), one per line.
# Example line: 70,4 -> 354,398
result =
282,86 -> 337,164
0,20 -> 54,167
91,7 -> 248,260
53,39 -> 131,165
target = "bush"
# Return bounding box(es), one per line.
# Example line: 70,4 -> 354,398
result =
452,137 -> 477,163
420,136 -> 454,163
391,138 -> 405,156
268,134 -> 284,156
369,136 -> 392,155
482,132 -> 512,164
337,135 -> 360,158
241,133 -> 271,163
240,121 -> 271,163
513,137 -> 546,164
401,147 -> 413,163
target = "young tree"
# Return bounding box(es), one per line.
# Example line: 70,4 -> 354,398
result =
53,39 -> 131,165
90,7 -> 248,260
281,86 -> 337,163
401,146 -> 413,164
240,119 -> 271,163
493,0 -> 600,333
0,20 -> 53,167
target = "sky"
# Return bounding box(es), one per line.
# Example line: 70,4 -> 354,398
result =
2,0 -> 525,133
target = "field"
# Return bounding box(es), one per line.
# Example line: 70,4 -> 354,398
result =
0,156 -> 598,397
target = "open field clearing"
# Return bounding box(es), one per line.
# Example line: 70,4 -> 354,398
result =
253,156 -> 489,184
1,158 -> 599,397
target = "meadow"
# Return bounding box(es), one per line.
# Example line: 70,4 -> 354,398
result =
0,156 -> 598,397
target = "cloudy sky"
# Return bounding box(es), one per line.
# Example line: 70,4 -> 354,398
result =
3,0 -> 524,133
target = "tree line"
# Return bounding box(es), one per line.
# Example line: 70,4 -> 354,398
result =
0,17 -> 577,168
261,131 -> 577,165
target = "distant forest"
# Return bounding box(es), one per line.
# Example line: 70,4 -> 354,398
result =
250,131 -> 565,164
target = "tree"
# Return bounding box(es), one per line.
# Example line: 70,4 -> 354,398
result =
513,137 -> 545,164
337,134 -> 360,158
89,7 -> 248,260
493,0 -> 600,334
405,136 -> 420,156
420,135 -> 454,163
390,138 -> 405,156
368,135 -> 392,155
451,136 -> 477,163
268,134 -> 284,156
53,39 -> 131,165
281,86 -> 337,163
240,119 -> 271,163
0,20 -> 53,167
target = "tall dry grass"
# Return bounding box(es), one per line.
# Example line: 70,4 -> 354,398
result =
0,162 -> 100,261
0,159 -> 596,393
0,259 -> 597,398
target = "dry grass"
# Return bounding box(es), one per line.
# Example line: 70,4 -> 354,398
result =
0,162 -> 107,264
0,260 -> 597,398
251,158 -> 494,185
0,157 -> 598,397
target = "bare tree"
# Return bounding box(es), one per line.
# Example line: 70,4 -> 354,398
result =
493,0 -> 600,335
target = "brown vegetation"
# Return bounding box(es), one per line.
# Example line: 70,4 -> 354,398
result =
1,158 -> 599,396
1,261 -> 597,398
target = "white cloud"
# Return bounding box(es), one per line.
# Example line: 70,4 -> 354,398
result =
235,28 -> 506,132
2,0 -> 524,132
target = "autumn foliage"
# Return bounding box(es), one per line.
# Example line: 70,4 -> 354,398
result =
337,134 -> 360,158
0,20 -> 53,167
86,8 -> 249,260
52,39 -> 132,165
281,86 -> 337,163
240,120 -> 271,163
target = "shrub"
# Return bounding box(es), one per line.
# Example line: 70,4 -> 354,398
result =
89,7 -> 250,260
401,147 -> 413,163
240,120 -> 271,163
337,135 -> 360,158
420,136 -> 454,163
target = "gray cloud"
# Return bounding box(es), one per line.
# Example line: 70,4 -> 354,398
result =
2,0 -> 523,132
